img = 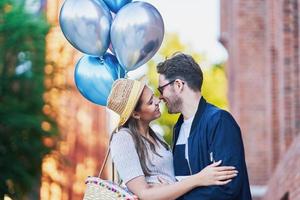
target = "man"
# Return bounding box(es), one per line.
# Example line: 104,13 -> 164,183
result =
156,53 -> 252,200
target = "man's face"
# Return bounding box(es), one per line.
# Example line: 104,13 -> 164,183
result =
158,74 -> 182,114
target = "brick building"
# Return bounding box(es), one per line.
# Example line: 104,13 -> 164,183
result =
220,0 -> 300,199
39,1 -> 110,199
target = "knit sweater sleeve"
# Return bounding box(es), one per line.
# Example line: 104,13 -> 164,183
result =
110,129 -> 144,184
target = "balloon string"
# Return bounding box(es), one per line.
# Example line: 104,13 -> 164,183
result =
117,65 -> 121,79
125,68 -> 128,78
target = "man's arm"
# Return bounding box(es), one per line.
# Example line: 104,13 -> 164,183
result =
184,111 -> 247,200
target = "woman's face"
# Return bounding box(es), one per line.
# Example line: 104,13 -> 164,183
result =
134,86 -> 161,122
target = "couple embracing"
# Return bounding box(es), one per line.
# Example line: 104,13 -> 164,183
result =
107,52 -> 252,200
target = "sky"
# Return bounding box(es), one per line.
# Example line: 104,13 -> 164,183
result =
143,0 -> 227,64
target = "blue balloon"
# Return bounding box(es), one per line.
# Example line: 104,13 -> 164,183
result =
74,53 -> 125,106
59,0 -> 112,56
101,0 -> 132,13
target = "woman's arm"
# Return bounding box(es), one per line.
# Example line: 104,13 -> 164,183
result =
127,161 -> 237,200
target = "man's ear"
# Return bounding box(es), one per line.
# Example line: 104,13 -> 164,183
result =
175,79 -> 184,92
132,111 -> 140,120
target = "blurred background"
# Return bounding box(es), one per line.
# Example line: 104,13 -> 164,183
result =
0,0 -> 299,200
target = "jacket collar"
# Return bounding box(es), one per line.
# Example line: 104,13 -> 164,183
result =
191,96 -> 207,131
172,96 -> 207,150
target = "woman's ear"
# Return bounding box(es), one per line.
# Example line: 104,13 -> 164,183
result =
132,111 -> 140,120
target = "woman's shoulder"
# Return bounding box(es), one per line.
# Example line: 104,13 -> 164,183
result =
111,128 -> 133,144
110,128 -> 137,156
117,127 -> 132,135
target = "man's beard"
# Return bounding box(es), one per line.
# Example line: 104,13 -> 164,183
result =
167,95 -> 182,114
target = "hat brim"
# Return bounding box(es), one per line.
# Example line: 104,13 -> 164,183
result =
118,81 -> 146,126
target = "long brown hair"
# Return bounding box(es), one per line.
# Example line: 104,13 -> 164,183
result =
121,98 -> 169,176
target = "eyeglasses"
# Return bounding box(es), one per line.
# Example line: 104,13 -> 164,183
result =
158,80 -> 176,95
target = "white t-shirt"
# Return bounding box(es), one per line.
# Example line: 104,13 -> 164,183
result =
176,115 -> 195,160
175,115 -> 194,181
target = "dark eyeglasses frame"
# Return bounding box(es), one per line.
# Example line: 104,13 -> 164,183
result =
158,80 -> 176,95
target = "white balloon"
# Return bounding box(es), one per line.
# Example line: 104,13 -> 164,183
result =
111,2 -> 164,71
59,0 -> 112,56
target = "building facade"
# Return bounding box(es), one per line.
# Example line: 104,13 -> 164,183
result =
220,0 -> 300,199
40,1 -> 110,199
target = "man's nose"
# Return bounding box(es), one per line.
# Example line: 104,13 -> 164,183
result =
159,94 -> 164,100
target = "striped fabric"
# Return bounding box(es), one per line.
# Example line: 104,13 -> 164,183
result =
110,128 -> 176,185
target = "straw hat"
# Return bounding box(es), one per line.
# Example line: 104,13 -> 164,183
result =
107,78 -> 145,127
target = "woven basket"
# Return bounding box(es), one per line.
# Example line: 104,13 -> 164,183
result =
83,176 -> 138,200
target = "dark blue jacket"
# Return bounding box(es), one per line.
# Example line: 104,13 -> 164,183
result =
173,97 -> 252,200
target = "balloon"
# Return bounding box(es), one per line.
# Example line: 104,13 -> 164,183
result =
59,0 -> 112,56
108,43 -> 115,55
104,53 -> 126,79
111,2 -> 164,72
101,0 -> 132,13
74,53 -> 125,106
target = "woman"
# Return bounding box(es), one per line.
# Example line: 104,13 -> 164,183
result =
107,79 -> 237,200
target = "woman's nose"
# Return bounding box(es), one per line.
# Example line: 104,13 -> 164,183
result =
155,98 -> 161,105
